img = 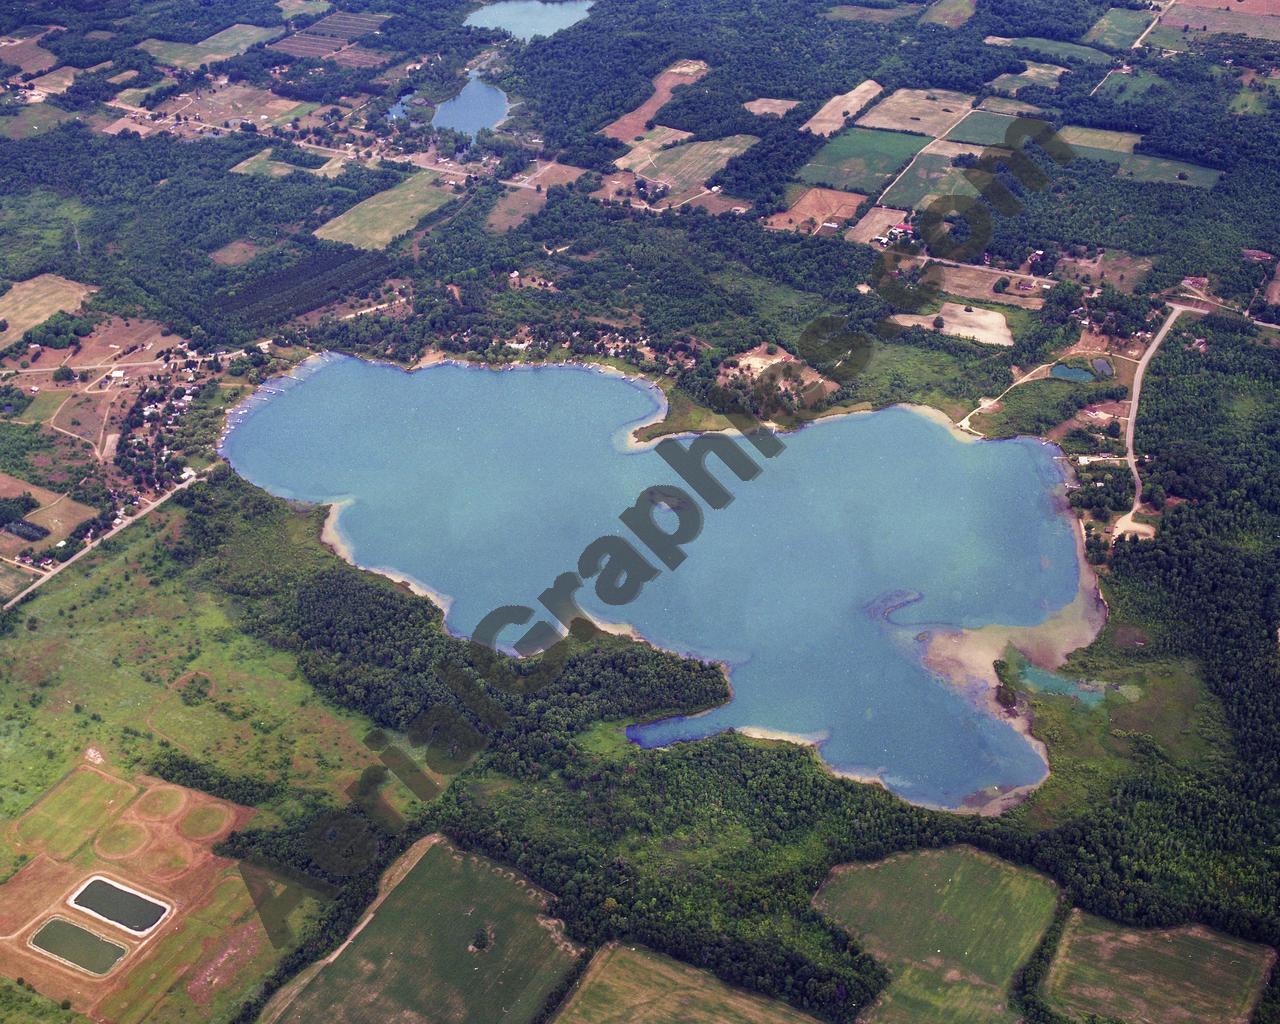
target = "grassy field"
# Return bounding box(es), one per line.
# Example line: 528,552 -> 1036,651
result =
814,847 -> 1058,1023
314,172 -> 454,249
619,134 -> 757,196
920,0 -> 975,27
856,88 -> 976,136
798,128 -> 927,192
1084,7 -> 1155,47
1100,68 -> 1167,100
13,767 -> 136,859
279,0 -> 333,17
0,104 -> 77,142
1046,911 -> 1274,1024
230,148 -> 297,178
139,24 -> 280,69
985,35 -> 1112,63
0,502 -> 435,838
277,838 -> 581,1024
0,274 -> 94,340
553,944 -> 821,1024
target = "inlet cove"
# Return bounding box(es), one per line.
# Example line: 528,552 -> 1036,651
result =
222,356 -> 1092,810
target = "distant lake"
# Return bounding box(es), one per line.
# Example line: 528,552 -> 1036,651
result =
465,0 -> 594,40
222,356 -> 1084,809
431,71 -> 509,136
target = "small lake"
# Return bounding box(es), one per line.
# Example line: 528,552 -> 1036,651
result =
432,71 -> 510,136
465,0 -> 593,40
222,357 -> 1084,809
1050,365 -> 1095,383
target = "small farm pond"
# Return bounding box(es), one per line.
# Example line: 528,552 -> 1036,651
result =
31,918 -> 125,975
72,877 -> 168,934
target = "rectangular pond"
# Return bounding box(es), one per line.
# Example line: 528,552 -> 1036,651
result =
30,917 -> 126,975
70,876 -> 169,935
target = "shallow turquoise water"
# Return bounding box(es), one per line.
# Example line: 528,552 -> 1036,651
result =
222,356 -> 1082,808
464,0 -> 593,40
1020,663 -> 1105,707
432,72 -> 509,136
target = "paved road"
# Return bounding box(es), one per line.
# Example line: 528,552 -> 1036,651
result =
2,474 -> 203,612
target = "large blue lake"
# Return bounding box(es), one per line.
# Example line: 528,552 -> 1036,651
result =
432,72 -> 510,136
222,356 -> 1082,808
464,0 -> 594,40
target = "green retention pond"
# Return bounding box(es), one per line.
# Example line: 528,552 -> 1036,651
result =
31,918 -> 126,975
72,878 -> 168,933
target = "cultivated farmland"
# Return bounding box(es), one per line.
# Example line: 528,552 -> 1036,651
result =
1085,7 -> 1156,47
945,109 -> 1025,146
827,3 -> 921,21
814,846 -> 1058,1024
1046,911 -> 1275,1024
798,127 -> 927,192
802,80 -> 884,136
274,837 -> 581,1024
0,274 -> 94,341
856,88 -> 975,137
1164,0 -> 1280,40
743,97 -> 800,116
764,187 -> 867,232
314,173 -> 454,248
879,141 -> 984,209
553,944 -> 822,1024
601,59 -> 709,142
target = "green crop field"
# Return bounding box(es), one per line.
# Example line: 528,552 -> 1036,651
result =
985,35 -> 1112,63
0,103 -> 77,142
1084,7 -> 1155,48
945,110 -> 1023,146
1046,911 -> 1274,1024
278,839 -> 581,1024
798,128 -> 926,193
879,149 -> 979,209
139,24 -> 280,69
554,944 -> 821,1024
314,172 -> 454,249
814,846 -> 1058,1023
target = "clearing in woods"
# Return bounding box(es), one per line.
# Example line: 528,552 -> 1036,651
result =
552,943 -> 822,1024
0,274 -> 94,340
1046,911 -> 1275,1024
814,846 -> 1058,1024
139,24 -> 282,69
273,838 -> 581,1024
1084,7 -> 1156,47
798,127 -> 927,192
764,187 -> 867,232
620,134 -> 758,198
30,66 -> 78,95
920,0 -> 976,27
802,80 -> 884,136
158,84 -> 318,129
891,301 -> 1015,346
826,4 -> 921,20
314,173 -> 454,249
856,88 -> 976,136
984,35 -> 1112,63
988,61 -> 1065,96
601,60 -> 709,142
743,97 -> 801,116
